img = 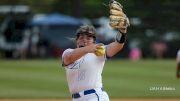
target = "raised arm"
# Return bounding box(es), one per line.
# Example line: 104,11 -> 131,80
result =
106,29 -> 127,57
106,0 -> 130,57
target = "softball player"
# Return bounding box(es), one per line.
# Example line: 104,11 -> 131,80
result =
61,0 -> 130,100
62,25 -> 126,101
176,49 -> 180,78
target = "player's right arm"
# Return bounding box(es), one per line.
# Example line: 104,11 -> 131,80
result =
63,47 -> 88,66
63,44 -> 101,66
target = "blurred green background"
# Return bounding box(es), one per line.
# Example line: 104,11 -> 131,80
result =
0,59 -> 179,98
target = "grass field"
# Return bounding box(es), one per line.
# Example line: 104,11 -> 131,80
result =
0,59 -> 180,99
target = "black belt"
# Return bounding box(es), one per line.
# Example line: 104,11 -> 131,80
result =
72,88 -> 104,99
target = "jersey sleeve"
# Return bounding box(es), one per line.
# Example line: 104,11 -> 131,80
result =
61,48 -> 74,67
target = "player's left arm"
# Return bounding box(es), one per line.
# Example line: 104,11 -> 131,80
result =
106,0 -> 129,58
106,28 -> 127,58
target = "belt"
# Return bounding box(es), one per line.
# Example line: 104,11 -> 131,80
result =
72,88 -> 104,99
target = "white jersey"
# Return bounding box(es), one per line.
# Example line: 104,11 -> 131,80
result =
62,48 -> 106,94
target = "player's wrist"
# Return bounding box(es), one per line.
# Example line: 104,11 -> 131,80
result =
118,28 -> 127,34
115,31 -> 127,43
82,46 -> 90,53
83,45 -> 96,53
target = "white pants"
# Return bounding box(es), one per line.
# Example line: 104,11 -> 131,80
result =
72,88 -> 110,101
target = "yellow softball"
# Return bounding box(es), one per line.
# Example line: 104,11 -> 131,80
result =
95,46 -> 105,56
